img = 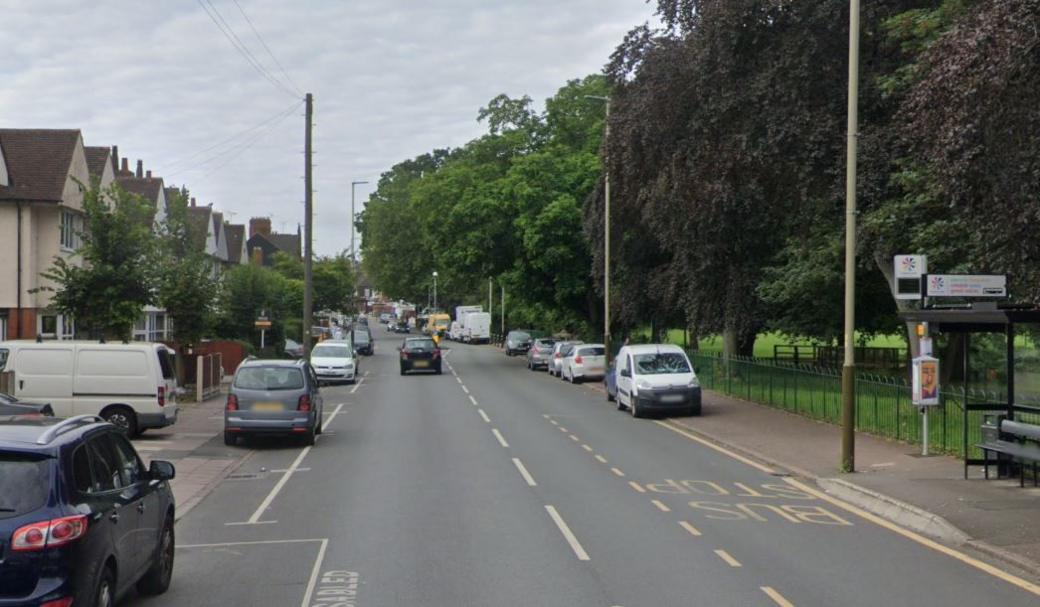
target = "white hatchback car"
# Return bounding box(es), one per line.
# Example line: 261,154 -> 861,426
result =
548,341 -> 581,377
310,340 -> 358,384
614,344 -> 701,417
561,344 -> 607,383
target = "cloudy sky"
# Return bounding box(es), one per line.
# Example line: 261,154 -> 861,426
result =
1,0 -> 656,255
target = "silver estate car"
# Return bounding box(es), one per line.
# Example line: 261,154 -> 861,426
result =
224,358 -> 324,446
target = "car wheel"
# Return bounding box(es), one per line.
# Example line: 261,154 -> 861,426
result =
316,416 -> 323,435
137,515 -> 175,595
436,365 -> 443,375
223,431 -> 237,446
617,398 -> 626,411
606,389 -> 615,402
630,398 -> 644,419
101,405 -> 138,437
302,427 -> 316,446
400,366 -> 406,376
687,405 -> 702,416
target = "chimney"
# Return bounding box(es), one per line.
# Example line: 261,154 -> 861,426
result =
249,217 -> 271,238
111,145 -> 119,171
135,159 -> 143,178
190,197 -> 196,207
146,170 -> 152,178
121,158 -> 129,174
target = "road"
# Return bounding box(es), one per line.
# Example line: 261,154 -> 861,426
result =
125,325 -> 1040,607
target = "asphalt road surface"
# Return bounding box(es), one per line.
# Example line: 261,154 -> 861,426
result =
125,325 -> 1040,607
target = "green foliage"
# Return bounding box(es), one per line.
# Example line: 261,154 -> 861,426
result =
215,264 -> 301,346
39,181 -> 156,341
156,188 -> 219,345
312,255 -> 355,312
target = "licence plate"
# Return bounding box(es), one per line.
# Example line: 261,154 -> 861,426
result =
660,394 -> 685,403
414,361 -> 429,368
254,402 -> 284,411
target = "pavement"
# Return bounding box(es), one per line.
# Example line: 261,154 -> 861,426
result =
130,385 -> 247,521
119,327 -> 1040,606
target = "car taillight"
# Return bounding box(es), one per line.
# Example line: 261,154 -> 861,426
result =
401,351 -> 409,360
433,349 -> 441,359
555,353 -> 561,358
157,386 -> 166,407
12,515 -> 88,552
575,356 -> 583,364
226,394 -> 238,411
41,598 -> 74,607
298,394 -> 312,412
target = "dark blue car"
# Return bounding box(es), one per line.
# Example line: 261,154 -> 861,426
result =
0,415 -> 176,607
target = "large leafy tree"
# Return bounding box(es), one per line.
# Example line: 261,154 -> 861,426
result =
156,187 -> 220,349
40,181 -> 156,341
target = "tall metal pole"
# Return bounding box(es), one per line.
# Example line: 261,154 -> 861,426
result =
433,272 -> 438,310
488,278 -> 493,316
841,1 -> 860,473
501,285 -> 505,337
603,100 -> 611,361
303,93 -> 314,356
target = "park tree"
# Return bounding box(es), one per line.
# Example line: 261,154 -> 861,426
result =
39,181 -> 156,341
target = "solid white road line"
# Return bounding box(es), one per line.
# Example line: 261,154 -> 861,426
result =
545,505 -> 590,561
478,408 -> 491,423
491,428 -> 510,448
224,520 -> 278,526
315,403 -> 344,444
350,378 -> 365,394
299,538 -> 330,607
178,538 -> 326,549
247,446 -> 311,523
512,458 -> 537,486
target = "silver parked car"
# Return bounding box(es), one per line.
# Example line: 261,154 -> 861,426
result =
224,358 -> 324,446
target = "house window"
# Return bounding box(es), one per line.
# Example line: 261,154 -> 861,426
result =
0,316 -> 6,341
40,314 -> 75,340
60,211 -> 78,251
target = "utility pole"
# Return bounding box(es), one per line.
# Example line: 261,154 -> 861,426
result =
303,92 -> 314,356
501,284 -> 505,337
488,278 -> 493,317
841,1 -> 860,473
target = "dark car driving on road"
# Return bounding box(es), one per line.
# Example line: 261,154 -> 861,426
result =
399,337 -> 442,375
0,415 -> 177,607
354,328 -> 374,355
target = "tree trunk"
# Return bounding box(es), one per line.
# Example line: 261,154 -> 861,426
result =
723,325 -> 739,357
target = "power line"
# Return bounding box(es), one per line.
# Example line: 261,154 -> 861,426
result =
166,100 -> 302,177
231,0 -> 304,96
163,99 -> 303,173
196,0 -> 299,99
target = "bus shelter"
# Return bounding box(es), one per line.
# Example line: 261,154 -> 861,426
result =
899,304 -> 1040,477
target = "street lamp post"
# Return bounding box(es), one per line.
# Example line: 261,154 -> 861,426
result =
432,271 -> 438,311
351,180 -> 369,267
586,95 -> 611,360
841,0 -> 861,473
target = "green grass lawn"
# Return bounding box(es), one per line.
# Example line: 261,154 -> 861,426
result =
639,329 -> 908,358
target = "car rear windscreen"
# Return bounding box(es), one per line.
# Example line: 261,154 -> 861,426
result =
406,339 -> 436,350
580,347 -> 606,356
234,367 -> 305,390
313,346 -> 351,358
0,454 -> 50,519
354,332 -> 371,343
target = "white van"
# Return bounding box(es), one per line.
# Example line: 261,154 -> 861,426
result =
615,344 -> 701,417
0,341 -> 179,435
463,312 -> 491,344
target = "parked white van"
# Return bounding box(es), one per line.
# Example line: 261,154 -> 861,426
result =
0,341 -> 178,436
615,344 -> 701,417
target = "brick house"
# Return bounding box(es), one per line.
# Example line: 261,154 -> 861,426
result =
246,216 -> 301,266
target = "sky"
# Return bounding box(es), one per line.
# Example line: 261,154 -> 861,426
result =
0,0 -> 657,256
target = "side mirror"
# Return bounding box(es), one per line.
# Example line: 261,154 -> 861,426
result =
620,369 -> 631,378
150,460 -> 176,481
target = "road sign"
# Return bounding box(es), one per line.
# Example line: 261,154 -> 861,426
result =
255,317 -> 272,329
923,274 -> 1007,298
894,255 -> 927,300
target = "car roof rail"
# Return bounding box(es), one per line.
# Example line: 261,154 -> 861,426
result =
36,414 -> 106,445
